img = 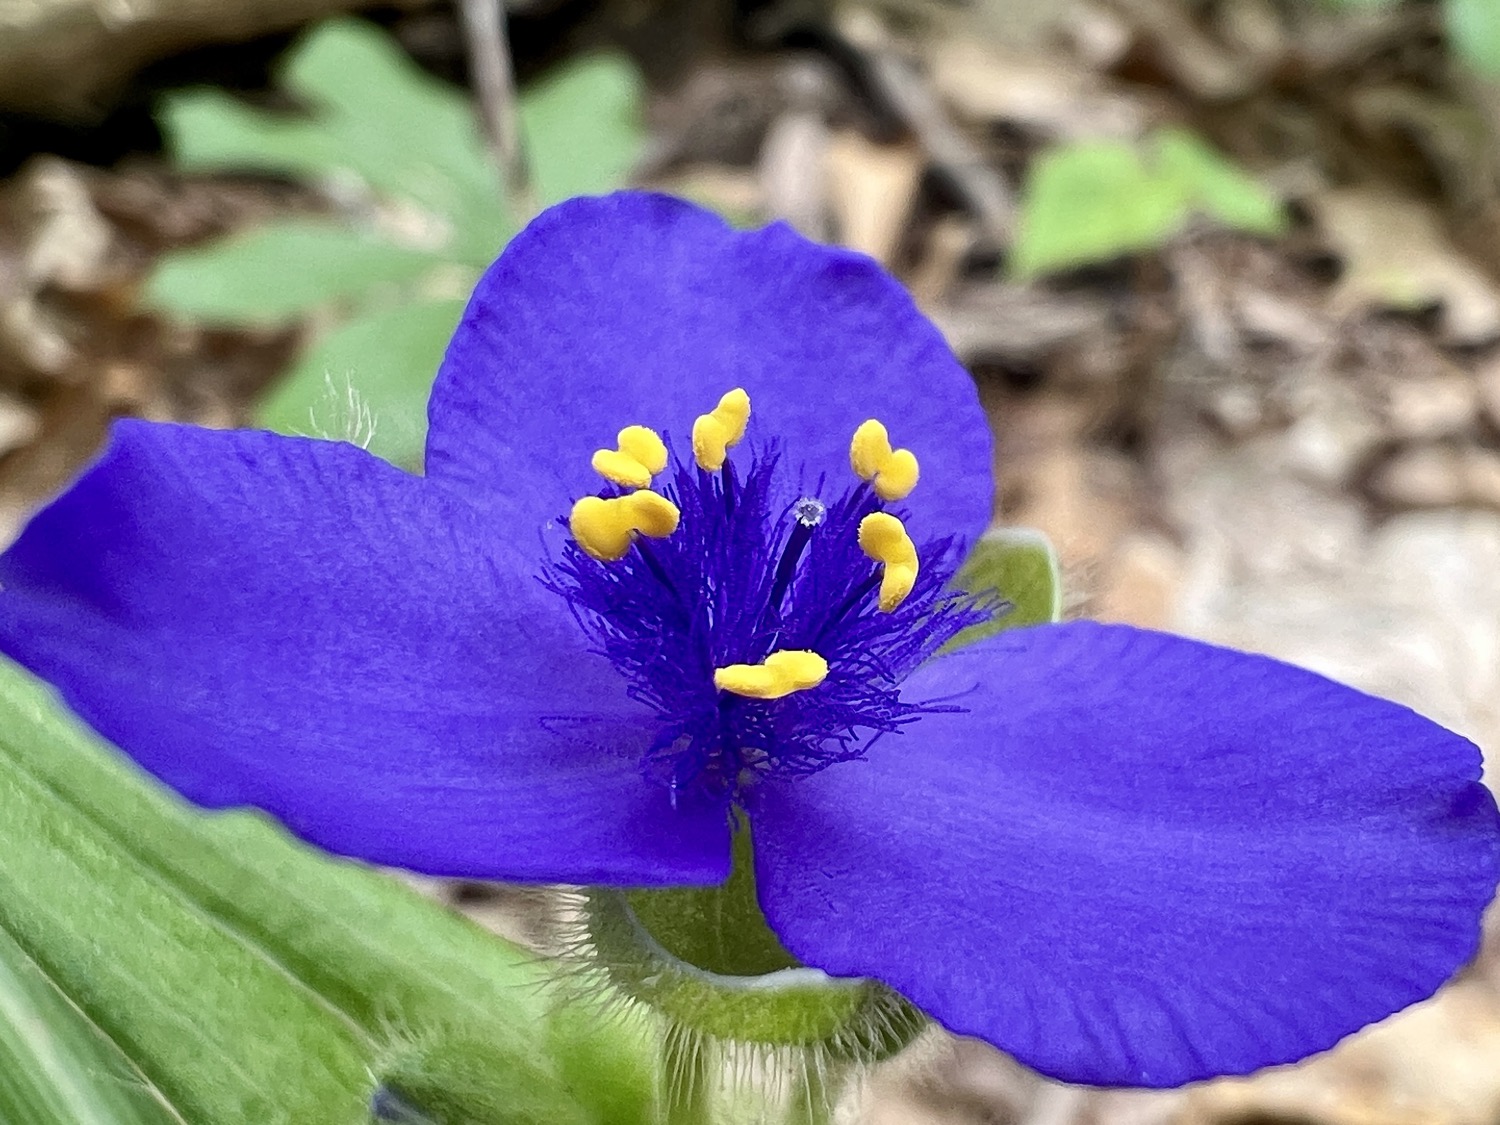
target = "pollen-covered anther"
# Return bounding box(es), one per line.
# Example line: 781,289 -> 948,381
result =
569,490 -> 680,561
858,512 -> 919,612
590,425 -> 668,488
692,388 -> 751,472
849,419 -> 919,501
714,649 -> 828,700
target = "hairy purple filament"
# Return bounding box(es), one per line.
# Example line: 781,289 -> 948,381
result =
545,444 -> 987,805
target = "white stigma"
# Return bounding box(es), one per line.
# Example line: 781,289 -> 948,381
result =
793,498 -> 826,527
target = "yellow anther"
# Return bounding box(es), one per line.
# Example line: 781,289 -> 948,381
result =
692,388 -> 752,472
714,649 -> 828,700
569,490 -> 681,561
849,419 -> 890,480
591,425 -> 669,488
849,419 -> 920,501
858,512 -> 918,612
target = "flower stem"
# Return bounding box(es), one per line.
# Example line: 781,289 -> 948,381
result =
456,0 -> 535,223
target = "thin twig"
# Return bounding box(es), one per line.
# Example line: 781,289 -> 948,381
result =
866,49 -> 1014,247
458,0 -> 537,223
835,11 -> 1015,250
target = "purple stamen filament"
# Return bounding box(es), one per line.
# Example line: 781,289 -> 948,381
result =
546,439 -> 986,809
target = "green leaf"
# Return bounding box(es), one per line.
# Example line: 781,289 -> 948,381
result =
146,221 -> 441,323
1012,139 -> 1186,278
162,87 -> 340,181
1154,128 -> 1286,235
0,925 -> 181,1125
259,296 -> 467,467
951,527 -> 1063,647
159,19 -> 645,266
0,656 -> 654,1125
1450,0 -> 1500,75
162,20 -> 507,254
1011,131 -> 1286,278
524,55 -> 645,207
155,20 -> 646,462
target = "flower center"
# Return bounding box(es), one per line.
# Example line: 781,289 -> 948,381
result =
544,389 -> 984,806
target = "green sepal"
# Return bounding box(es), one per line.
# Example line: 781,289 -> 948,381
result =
950,526 -> 1063,648
590,889 -> 920,1049
625,826 -> 798,978
587,828 -> 923,1057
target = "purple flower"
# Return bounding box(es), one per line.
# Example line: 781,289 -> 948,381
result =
1,192 -> 1495,1088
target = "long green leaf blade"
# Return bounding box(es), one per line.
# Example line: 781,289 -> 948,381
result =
0,925 -> 182,1125
0,720 -> 374,1122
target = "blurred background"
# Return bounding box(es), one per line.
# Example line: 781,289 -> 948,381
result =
2,0 -> 1499,1120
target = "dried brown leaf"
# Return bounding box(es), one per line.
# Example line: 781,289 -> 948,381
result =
1314,189 -> 1500,346
825,131 -> 922,266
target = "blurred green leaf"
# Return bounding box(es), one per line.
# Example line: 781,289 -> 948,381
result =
0,925 -> 181,1125
1450,0 -> 1500,75
1011,129 -> 1286,278
1012,139 -> 1184,278
159,19 -> 644,268
154,18 -> 645,464
162,20 -> 507,252
525,55 -> 645,207
260,296 -> 467,467
1154,129 -> 1286,235
950,527 -> 1063,648
0,656 -> 654,1125
146,222 -> 440,323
